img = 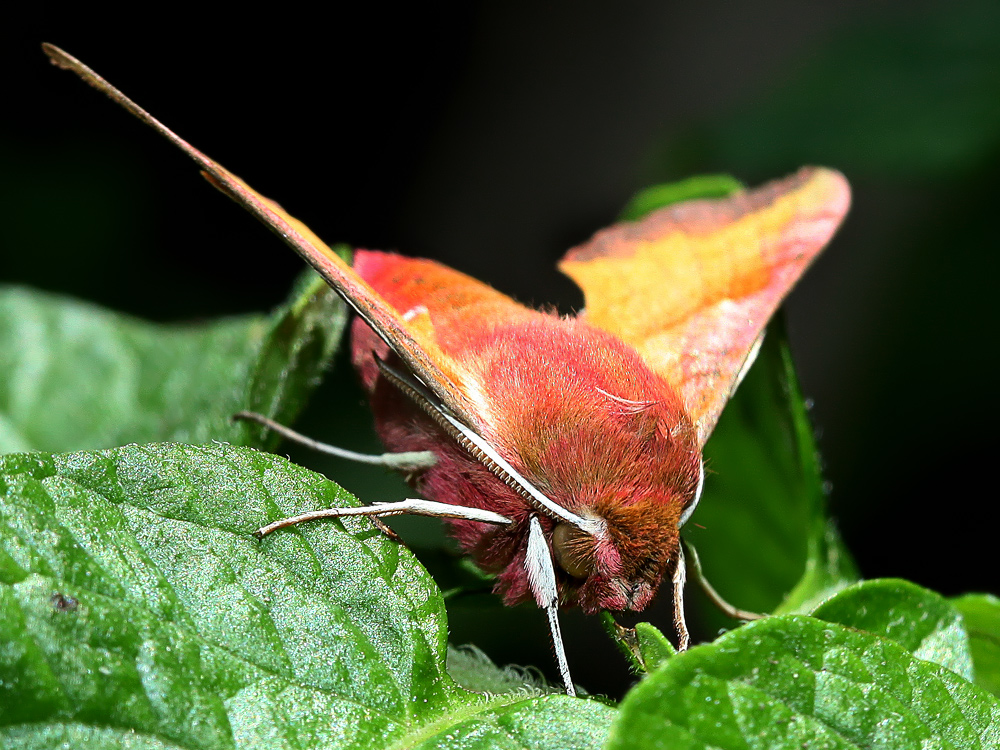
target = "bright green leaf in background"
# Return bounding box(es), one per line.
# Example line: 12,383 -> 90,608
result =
617,174 -> 745,222
955,594 -> 1000,699
0,443 -> 614,749
0,269 -> 346,454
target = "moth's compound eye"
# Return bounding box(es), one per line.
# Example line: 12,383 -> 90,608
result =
552,522 -> 594,579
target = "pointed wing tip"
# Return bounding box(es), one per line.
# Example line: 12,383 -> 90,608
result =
42,43 -> 72,70
42,43 -> 83,73
784,167 -> 852,253
558,167 -> 851,272
797,166 -> 852,215
801,165 -> 849,188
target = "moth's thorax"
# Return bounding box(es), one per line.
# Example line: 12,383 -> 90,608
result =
350,300 -> 701,612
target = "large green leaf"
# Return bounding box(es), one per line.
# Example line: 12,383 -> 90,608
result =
813,579 -> 973,680
0,443 -> 614,748
0,270 -> 346,454
954,594 -> 1000,698
608,614 -> 1000,750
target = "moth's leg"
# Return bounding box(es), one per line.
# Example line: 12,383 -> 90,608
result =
525,515 -> 576,697
672,544 -> 691,651
255,498 -> 512,538
682,538 -> 765,621
233,411 -> 437,471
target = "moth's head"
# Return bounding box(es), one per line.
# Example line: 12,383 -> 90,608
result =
552,494 -> 688,613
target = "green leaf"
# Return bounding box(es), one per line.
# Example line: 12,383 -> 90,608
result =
0,443 -> 614,749
0,269 -> 346,454
954,594 -> 1000,698
446,644 -> 556,695
608,615 -> 1000,750
689,321 -> 858,626
813,579 -> 973,679
634,622 -> 676,673
598,614 -> 675,677
617,174 -> 744,220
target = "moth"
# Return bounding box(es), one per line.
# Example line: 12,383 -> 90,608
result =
45,44 -> 851,696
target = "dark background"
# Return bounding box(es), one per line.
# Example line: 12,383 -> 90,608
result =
4,2 -> 998,695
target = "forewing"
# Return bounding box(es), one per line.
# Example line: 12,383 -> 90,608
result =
44,44 -> 481,428
353,250 -> 539,340
559,168 -> 850,445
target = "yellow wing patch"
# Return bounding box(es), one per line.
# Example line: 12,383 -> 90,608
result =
560,168 -> 850,445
